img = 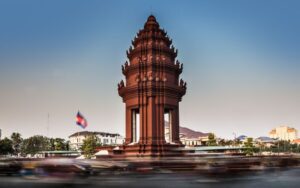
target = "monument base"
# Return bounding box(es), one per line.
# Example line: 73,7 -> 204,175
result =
96,143 -> 187,158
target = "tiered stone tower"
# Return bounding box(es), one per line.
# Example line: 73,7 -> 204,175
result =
118,15 -> 186,156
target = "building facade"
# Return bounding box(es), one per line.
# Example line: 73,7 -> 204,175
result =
68,131 -> 124,151
291,138 -> 300,145
177,126 -> 210,146
269,126 -> 298,141
180,136 -> 209,147
255,136 -> 277,147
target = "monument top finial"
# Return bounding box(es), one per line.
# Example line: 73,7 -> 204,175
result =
144,15 -> 159,29
147,15 -> 156,22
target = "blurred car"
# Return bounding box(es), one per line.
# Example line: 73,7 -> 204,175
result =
0,159 -> 22,176
34,158 -> 92,178
87,160 -> 128,175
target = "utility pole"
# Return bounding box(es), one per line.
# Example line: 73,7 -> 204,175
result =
233,132 -> 236,147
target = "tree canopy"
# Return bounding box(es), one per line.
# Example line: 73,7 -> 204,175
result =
21,135 -> 70,155
11,132 -> 23,155
207,133 -> 217,146
243,137 -> 255,156
81,135 -> 101,159
0,137 -> 14,155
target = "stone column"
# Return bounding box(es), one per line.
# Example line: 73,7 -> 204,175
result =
171,107 -> 181,144
125,107 -> 132,144
146,96 -> 156,144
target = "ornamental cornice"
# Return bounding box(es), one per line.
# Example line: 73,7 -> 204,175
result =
122,60 -> 183,76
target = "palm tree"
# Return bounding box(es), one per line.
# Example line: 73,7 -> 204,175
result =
10,132 -> 22,156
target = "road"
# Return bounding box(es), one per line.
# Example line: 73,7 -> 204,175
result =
0,167 -> 300,188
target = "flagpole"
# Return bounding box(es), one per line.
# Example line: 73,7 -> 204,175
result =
47,113 -> 50,138
77,130 -> 79,151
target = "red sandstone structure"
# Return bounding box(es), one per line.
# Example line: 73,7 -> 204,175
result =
118,15 -> 186,156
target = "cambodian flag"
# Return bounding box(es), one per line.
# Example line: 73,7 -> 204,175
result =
76,111 -> 88,129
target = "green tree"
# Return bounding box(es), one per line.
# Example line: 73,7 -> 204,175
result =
225,140 -> 234,146
0,137 -> 14,155
54,138 -> 68,151
273,140 -> 293,153
21,135 -> 50,155
81,135 -> 100,159
10,132 -> 23,155
49,138 -> 56,151
65,141 -> 70,151
218,139 -> 226,146
49,138 -> 69,151
243,137 -> 255,156
290,143 -> 300,153
207,133 -> 217,146
234,139 -> 242,146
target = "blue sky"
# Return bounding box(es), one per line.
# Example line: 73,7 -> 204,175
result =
0,0 -> 299,139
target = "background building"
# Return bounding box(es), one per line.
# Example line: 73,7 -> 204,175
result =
69,131 -> 124,151
178,126 -> 209,146
269,126 -> 298,141
237,135 -> 248,143
255,136 -> 277,147
291,139 -> 300,145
